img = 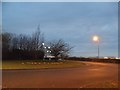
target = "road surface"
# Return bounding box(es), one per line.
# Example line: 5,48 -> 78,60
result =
2,61 -> 118,88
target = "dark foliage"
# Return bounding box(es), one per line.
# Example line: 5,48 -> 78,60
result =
49,39 -> 72,60
2,30 -> 45,60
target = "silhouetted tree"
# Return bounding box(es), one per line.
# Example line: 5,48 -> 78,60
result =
2,25 -> 73,60
2,32 -> 13,59
2,32 -> 13,51
31,27 -> 44,51
49,39 -> 72,60
2,26 -> 45,60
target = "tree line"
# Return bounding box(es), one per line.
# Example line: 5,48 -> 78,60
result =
2,28 -> 72,60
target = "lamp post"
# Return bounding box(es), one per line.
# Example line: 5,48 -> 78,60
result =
47,46 -> 51,60
93,35 -> 100,58
42,43 -> 46,60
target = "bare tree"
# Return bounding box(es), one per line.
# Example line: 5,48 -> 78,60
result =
49,39 -> 72,60
2,32 -> 13,51
2,32 -> 14,60
31,25 -> 44,51
2,25 -> 45,60
11,34 -> 19,50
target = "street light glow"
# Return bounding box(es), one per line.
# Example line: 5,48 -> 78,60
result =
93,35 -> 99,42
92,35 -> 100,58
42,43 -> 44,45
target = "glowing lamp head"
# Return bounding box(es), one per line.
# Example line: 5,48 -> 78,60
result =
93,35 -> 99,42
42,43 -> 44,45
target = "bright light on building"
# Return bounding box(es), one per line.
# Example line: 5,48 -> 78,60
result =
104,57 -> 108,59
115,57 -> 120,59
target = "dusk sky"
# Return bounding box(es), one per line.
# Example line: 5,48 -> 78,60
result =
2,2 -> 118,57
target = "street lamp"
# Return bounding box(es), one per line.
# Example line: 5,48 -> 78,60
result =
42,43 -> 46,60
42,43 -> 44,46
93,35 -> 100,58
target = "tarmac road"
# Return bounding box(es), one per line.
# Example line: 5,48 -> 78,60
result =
2,61 -> 118,88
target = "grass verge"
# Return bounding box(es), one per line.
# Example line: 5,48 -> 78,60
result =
2,60 -> 86,69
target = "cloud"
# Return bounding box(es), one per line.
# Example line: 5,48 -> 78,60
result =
2,2 -> 118,57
